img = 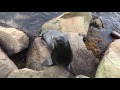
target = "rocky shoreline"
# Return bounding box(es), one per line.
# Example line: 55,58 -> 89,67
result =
0,12 -> 120,78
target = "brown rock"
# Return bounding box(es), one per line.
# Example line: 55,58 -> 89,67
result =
0,26 -> 29,56
65,33 -> 98,77
26,37 -> 50,71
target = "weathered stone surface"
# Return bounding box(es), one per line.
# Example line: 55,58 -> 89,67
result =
0,48 -> 18,78
65,33 -> 98,77
43,65 -> 73,78
0,26 -> 29,56
95,39 -> 120,78
76,75 -> 90,78
8,68 -> 71,78
41,12 -> 92,36
26,37 -> 50,71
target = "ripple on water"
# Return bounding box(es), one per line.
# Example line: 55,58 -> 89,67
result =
0,12 -> 63,38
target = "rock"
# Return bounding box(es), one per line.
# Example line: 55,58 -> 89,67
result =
43,65 -> 73,78
110,30 -> 120,39
0,26 -> 29,56
95,56 -> 106,78
85,26 -> 112,58
95,39 -> 120,78
27,33 -> 98,77
26,37 -> 50,71
90,18 -> 103,29
8,68 -> 72,78
76,75 -> 90,78
65,33 -> 98,77
95,19 -> 103,28
0,48 -> 18,78
41,12 -> 92,36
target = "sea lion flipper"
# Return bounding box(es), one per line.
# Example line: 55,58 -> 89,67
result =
41,58 -> 56,67
41,39 -> 47,45
66,64 -> 75,76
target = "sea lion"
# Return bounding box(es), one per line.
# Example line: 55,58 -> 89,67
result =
39,30 -> 73,68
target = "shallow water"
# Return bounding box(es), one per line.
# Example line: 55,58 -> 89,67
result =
0,12 -> 63,37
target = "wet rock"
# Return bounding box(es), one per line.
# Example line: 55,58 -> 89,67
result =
76,75 -> 90,78
95,39 -> 120,78
89,12 -> 120,59
41,12 -> 92,36
110,30 -> 120,39
0,48 -> 18,78
0,26 -> 29,56
89,12 -> 120,58
65,33 -> 98,77
85,26 -> 112,58
8,68 -> 72,78
85,36 -> 101,58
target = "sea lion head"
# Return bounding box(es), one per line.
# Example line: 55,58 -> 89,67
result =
51,36 -> 67,48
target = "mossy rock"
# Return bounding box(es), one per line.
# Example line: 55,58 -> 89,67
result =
40,12 -> 92,36
90,18 -> 103,29
95,39 -> 120,78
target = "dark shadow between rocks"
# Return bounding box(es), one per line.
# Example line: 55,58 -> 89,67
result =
9,48 -> 28,69
9,37 -> 33,69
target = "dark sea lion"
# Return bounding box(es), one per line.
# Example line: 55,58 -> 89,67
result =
39,30 -> 73,68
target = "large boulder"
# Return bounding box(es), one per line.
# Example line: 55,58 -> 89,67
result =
95,39 -> 120,78
8,68 -> 71,78
26,37 -> 50,71
26,32 -> 98,77
0,26 -> 29,56
41,12 -> 92,36
0,48 -> 18,78
65,33 -> 98,77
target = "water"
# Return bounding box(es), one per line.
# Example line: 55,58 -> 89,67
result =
0,12 -> 63,38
